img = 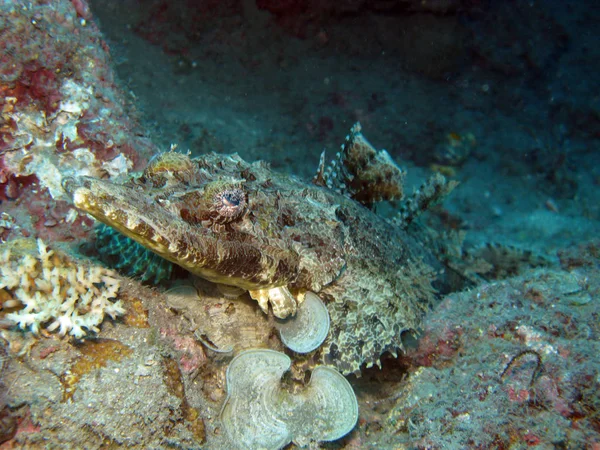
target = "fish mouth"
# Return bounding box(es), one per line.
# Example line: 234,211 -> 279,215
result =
63,176 -> 175,257
63,176 -> 300,291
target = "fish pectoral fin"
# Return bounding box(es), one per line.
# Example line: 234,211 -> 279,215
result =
249,286 -> 298,319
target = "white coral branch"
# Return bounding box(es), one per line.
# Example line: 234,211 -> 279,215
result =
0,239 -> 125,338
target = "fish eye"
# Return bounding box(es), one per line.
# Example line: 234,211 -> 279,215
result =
221,191 -> 241,207
211,186 -> 247,223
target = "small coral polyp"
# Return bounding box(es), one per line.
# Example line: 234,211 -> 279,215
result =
0,238 -> 125,338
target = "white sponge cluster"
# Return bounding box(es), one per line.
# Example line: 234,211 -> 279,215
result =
0,239 -> 126,338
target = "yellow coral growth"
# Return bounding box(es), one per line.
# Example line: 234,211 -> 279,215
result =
0,239 -> 125,338
61,338 -> 133,401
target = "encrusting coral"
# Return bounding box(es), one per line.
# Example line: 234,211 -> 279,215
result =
0,238 -> 125,338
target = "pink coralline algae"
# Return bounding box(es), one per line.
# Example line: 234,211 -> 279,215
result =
0,0 -> 158,244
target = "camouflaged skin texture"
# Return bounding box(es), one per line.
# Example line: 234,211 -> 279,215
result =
64,148 -> 439,375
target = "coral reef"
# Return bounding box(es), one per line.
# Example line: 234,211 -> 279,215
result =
0,276 -> 209,448
0,339 -> 16,444
0,0 -> 157,244
0,238 -> 125,338
164,280 -> 273,355
0,0 -> 596,448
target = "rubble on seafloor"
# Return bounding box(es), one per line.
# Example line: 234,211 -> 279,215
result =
352,241 -> 600,449
0,239 -> 597,448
